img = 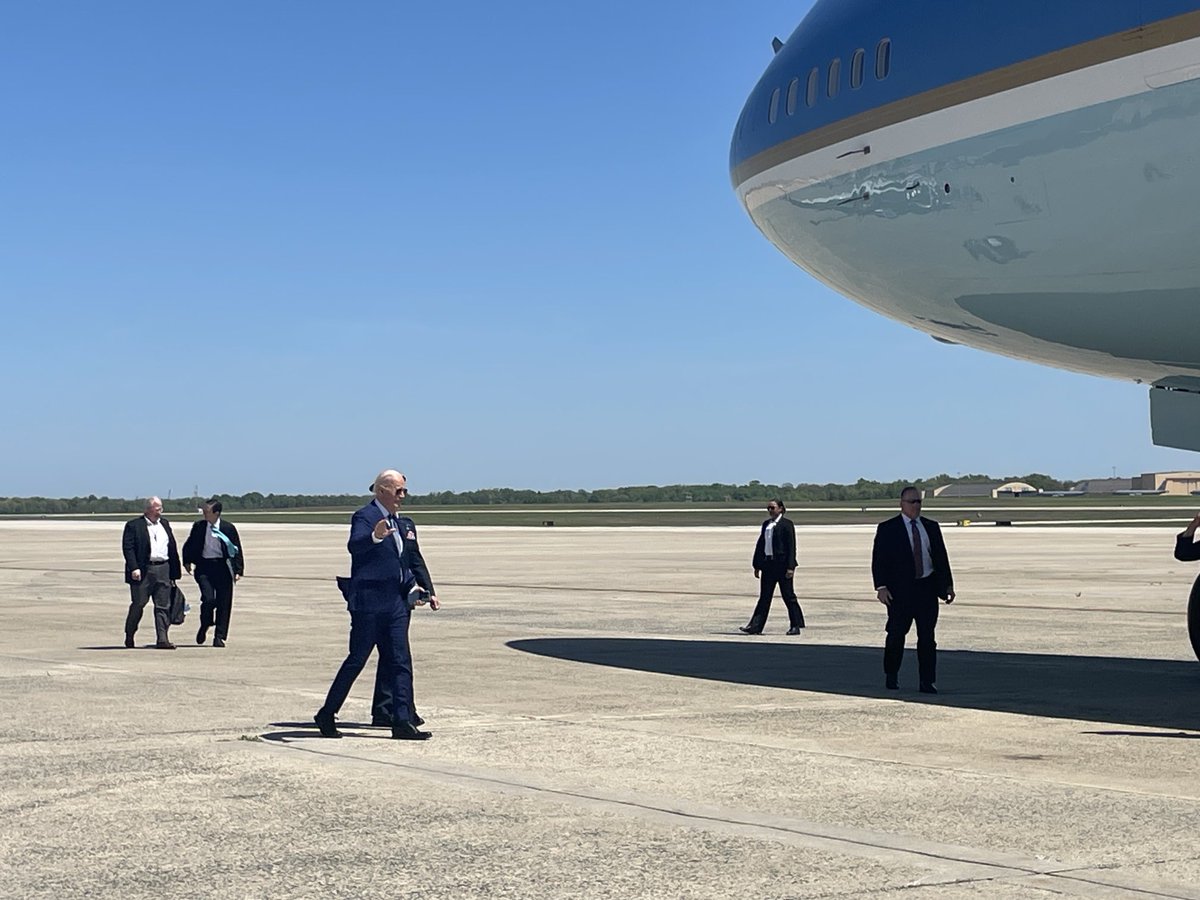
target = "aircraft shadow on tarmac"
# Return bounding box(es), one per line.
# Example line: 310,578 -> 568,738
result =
508,638 -> 1200,733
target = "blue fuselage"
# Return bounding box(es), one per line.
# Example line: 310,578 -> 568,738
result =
731,0 -> 1200,388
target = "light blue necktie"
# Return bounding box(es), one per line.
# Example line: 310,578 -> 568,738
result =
388,515 -> 404,556
211,524 -> 238,559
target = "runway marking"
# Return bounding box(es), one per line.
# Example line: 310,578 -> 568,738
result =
257,739 -> 1200,899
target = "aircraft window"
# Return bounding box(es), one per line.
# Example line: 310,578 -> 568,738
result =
806,67 -> 819,107
851,49 -> 865,88
786,77 -> 799,116
875,39 -> 891,80
827,58 -> 841,98
768,87 -> 780,124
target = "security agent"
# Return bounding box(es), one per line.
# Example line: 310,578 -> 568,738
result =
872,486 -> 955,693
1175,513 -> 1200,562
740,499 -> 805,635
314,470 -> 440,741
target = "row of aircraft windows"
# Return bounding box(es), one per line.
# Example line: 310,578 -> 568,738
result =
768,38 -> 891,124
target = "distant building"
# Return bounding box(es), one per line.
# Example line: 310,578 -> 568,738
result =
932,482 -> 997,499
932,481 -> 1039,499
1132,471 -> 1200,495
1070,478 -> 1134,494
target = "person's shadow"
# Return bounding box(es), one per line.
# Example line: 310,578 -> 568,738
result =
260,721 -> 392,743
78,645 -> 199,651
508,638 -> 1200,733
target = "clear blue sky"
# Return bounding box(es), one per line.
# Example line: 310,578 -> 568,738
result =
2,1 -> 1195,498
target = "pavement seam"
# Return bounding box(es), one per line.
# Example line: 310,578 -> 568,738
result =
256,740 -> 1200,899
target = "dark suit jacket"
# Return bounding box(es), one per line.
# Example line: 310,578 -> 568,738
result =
182,519 -> 245,577
343,502 -> 435,609
753,516 -> 797,570
872,514 -> 953,600
1175,532 -> 1200,562
122,516 -> 182,583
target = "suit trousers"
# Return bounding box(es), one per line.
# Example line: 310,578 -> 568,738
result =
195,558 -> 235,641
748,561 -> 805,629
371,659 -> 419,724
320,593 -> 414,723
125,561 -> 172,643
883,576 -> 940,684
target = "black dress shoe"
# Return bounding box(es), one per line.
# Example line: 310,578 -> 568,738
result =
154,641 -> 177,650
885,674 -> 899,690
124,635 -> 135,649
391,721 -> 431,740
314,711 -> 342,738
738,625 -> 762,635
786,626 -> 802,635
374,713 -> 425,727
919,683 -> 938,694
196,625 -> 207,645
213,637 -> 225,647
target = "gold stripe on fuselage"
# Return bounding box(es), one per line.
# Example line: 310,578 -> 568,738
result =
731,9 -> 1200,188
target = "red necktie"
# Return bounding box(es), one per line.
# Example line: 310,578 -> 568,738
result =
911,519 -> 923,577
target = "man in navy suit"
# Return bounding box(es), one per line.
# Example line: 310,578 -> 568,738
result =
369,501 -> 437,727
872,486 -> 955,693
314,470 -> 440,740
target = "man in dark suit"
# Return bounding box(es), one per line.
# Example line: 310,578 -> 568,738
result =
121,496 -> 182,649
741,499 -> 805,635
182,498 -> 245,648
314,469 -> 441,741
872,486 -> 955,693
1174,513 -> 1200,562
369,508 -> 437,728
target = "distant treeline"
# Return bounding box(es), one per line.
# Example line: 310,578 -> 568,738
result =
0,473 -> 1072,515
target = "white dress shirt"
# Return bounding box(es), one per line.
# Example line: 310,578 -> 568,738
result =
763,514 -> 782,558
147,517 -> 170,562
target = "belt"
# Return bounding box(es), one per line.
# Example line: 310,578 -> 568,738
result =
148,559 -> 169,565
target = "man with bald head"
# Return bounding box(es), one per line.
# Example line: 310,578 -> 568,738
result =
314,470 -> 441,741
121,496 -> 183,649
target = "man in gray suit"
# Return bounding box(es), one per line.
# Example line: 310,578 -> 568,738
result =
121,496 -> 182,649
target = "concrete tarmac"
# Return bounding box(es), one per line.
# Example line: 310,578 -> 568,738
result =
2,520 -> 1200,899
